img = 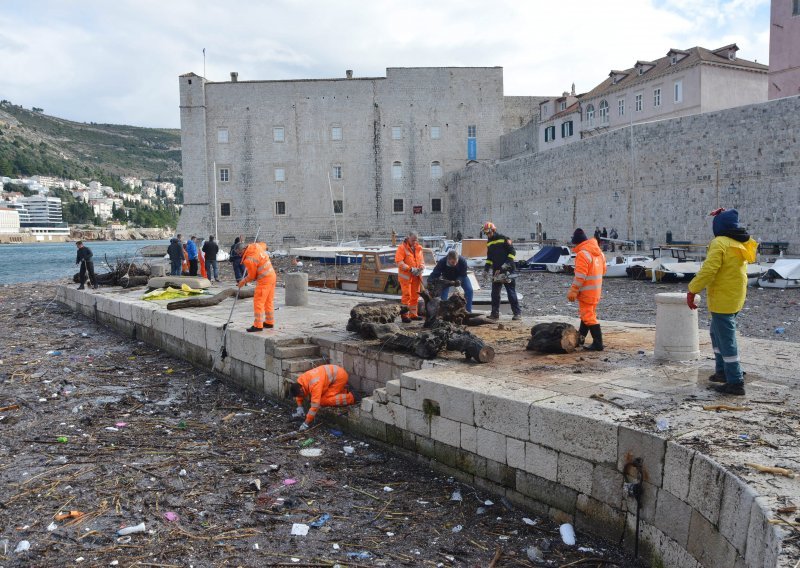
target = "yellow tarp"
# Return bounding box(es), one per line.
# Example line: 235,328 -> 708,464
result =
142,284 -> 204,301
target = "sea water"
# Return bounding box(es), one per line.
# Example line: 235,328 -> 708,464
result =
0,240 -> 170,285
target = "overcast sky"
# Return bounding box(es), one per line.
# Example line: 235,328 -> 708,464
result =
0,0 -> 771,128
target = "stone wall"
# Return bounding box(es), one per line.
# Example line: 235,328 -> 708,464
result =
446,95 -> 800,252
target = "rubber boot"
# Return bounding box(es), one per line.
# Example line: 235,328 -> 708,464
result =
578,322 -> 588,346
585,324 -> 604,351
488,312 -> 500,320
77,285 -> 85,290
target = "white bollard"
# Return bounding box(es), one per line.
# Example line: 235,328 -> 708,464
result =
654,292 -> 701,361
151,265 -> 166,277
284,272 -> 308,306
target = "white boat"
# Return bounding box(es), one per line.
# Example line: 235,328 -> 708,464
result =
757,259 -> 800,289
289,240 -> 362,263
605,255 -> 653,278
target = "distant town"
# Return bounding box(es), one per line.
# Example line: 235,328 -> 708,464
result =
0,175 -> 181,243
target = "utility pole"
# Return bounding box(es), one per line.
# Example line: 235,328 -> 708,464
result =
715,161 -> 720,209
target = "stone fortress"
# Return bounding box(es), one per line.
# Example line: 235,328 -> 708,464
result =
178,2 -> 800,253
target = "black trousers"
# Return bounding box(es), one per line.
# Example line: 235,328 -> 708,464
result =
189,259 -> 198,276
80,261 -> 97,286
490,278 -> 521,315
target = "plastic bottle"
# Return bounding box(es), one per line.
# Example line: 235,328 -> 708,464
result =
117,523 -> 146,536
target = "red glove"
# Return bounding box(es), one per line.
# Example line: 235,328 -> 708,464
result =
686,292 -> 698,310
708,208 -> 725,217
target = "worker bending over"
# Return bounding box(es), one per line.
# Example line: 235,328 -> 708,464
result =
395,230 -> 425,323
237,242 -> 276,332
290,364 -> 356,430
567,228 -> 606,350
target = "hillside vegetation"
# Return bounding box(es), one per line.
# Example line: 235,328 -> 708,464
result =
0,101 -> 182,187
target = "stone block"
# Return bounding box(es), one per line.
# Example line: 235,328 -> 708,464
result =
227,330 -> 267,369
515,470 -> 577,514
118,300 -> 133,322
363,358 -> 378,380
503,488 -> 549,517
415,435 -> 435,459
663,441 -> 695,500
654,489 -> 691,547
263,371 -> 282,396
576,494 -> 625,542
506,437 -> 525,470
183,317 -> 207,348
360,397 -> 374,413
474,389 -> 531,438
354,414 -> 387,442
617,426 -> 665,487
524,442 -> 558,482
530,404 -> 618,464
687,452 -> 725,525
718,472 -> 755,556
131,303 -> 154,328
592,464 -> 623,509
386,424 -> 404,447
476,428 -> 506,464
399,372 -> 417,390
163,312 -> 185,341
377,361 -> 393,384
624,480 -> 657,526
433,441 -> 459,469
745,497 -> 784,568
416,379 -> 475,425
626,521 -> 701,568
485,459 -> 515,488
557,453 -> 593,494
430,416 -> 461,448
385,379 -> 401,398
400,387 -> 424,411
373,401 -> 406,428
374,388 -> 388,404
454,451 -> 487,478
273,343 -> 320,358
404,408 -> 431,437
461,424 -> 477,454
687,509 -> 737,567
281,357 -> 325,373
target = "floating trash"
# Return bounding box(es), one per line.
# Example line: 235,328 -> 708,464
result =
290,523 -> 309,536
559,523 -> 576,546
450,490 -> 462,501
299,448 -> 323,457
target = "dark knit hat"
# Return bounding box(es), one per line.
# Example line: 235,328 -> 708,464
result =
571,228 -> 588,245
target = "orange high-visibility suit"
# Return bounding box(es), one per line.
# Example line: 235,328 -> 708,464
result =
198,248 -> 208,279
295,364 -> 355,425
239,242 -> 276,328
568,237 -> 606,325
181,247 -> 189,274
395,238 -> 425,317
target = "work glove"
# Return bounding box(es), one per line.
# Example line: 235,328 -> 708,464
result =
567,289 -> 578,302
686,292 -> 698,310
298,422 -> 309,432
451,280 -> 461,288
292,406 -> 305,419
501,262 -> 513,272
237,280 -> 246,289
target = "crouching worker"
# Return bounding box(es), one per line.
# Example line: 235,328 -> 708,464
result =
290,364 -> 356,431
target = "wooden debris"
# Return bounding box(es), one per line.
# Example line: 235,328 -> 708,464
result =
54,510 -> 85,521
590,393 -> 626,409
487,546 -> 502,568
702,404 -> 752,412
745,463 -> 795,478
527,322 -> 580,354
776,505 -> 798,514
0,404 -> 20,412
167,287 -> 255,310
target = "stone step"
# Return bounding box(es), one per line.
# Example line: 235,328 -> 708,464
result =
281,357 -> 327,373
273,344 -> 321,359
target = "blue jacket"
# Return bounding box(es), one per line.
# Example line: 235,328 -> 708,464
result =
429,256 -> 468,282
186,239 -> 198,260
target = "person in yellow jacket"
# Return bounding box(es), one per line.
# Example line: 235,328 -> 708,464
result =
289,364 -> 355,431
687,208 -> 758,396
237,242 -> 277,332
395,231 -> 425,322
567,228 -> 607,350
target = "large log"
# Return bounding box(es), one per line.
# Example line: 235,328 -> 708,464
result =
526,322 -> 580,354
167,287 -> 255,310
346,301 -> 406,333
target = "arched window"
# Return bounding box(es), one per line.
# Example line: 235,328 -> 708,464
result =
599,100 -> 609,124
585,104 -> 595,126
430,161 -> 442,179
392,161 -> 403,180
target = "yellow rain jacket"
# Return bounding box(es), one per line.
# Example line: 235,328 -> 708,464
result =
688,236 -> 758,314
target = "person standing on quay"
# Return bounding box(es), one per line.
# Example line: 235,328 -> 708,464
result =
167,236 -> 184,276
186,235 -> 199,276
237,241 -> 276,332
202,235 -> 220,282
75,241 -> 98,290
687,208 -> 757,396
567,228 -> 606,350
229,236 -> 245,283
395,231 -> 425,323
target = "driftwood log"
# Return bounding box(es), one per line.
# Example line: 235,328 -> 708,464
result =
420,285 -> 492,327
346,301 -> 407,333
72,259 -> 151,287
526,322 -> 580,354
167,287 -> 255,310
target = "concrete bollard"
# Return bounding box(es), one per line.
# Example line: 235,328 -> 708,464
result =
151,265 -> 166,277
654,292 -> 701,361
284,272 -> 309,306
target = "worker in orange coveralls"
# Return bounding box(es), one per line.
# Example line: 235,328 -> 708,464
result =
237,242 -> 276,332
567,228 -> 606,351
395,230 -> 425,323
289,364 -> 355,431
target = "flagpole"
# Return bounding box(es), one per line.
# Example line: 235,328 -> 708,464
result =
203,48 -> 206,78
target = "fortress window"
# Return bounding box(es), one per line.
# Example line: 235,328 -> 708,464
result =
219,168 -> 230,182
274,167 -> 285,182
332,165 -> 343,180
220,203 -> 231,217
217,128 -> 229,143
273,126 -> 285,142
585,105 -> 594,125
544,125 -> 555,142
393,198 -> 405,213
674,80 -> 683,103
561,121 -> 573,138
654,88 -> 661,107
275,201 -> 286,216
392,161 -> 403,180
618,98 -> 625,116
467,125 -> 476,138
635,94 -> 643,112
430,161 -> 443,179
599,100 -> 609,124
794,0 -> 800,15
331,126 -> 342,141
391,126 -> 402,140
431,198 -> 442,213
430,126 -> 441,140
333,200 -> 343,214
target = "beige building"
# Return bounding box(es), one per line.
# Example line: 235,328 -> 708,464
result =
177,67 -> 541,244
769,0 -> 800,99
539,45 -> 768,149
